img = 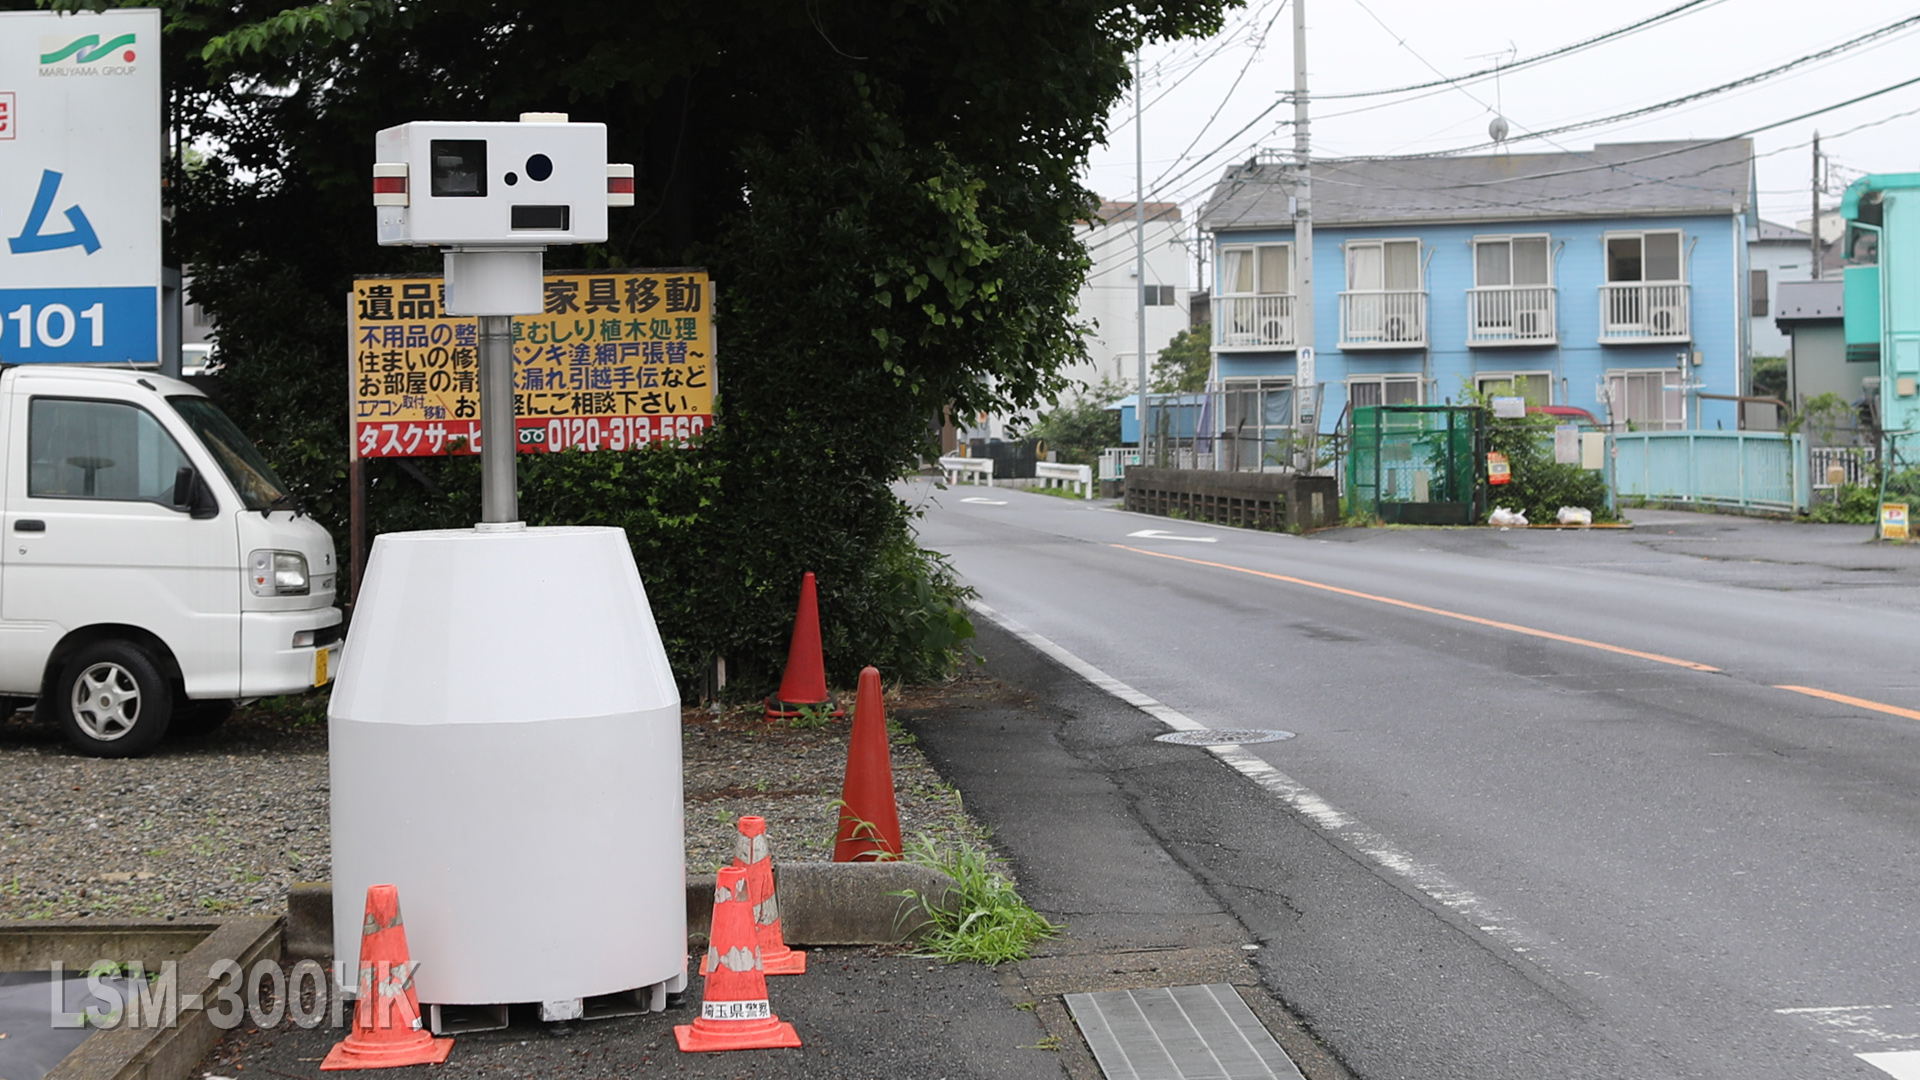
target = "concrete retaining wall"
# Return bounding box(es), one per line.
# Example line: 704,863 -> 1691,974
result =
1124,467 -> 1339,531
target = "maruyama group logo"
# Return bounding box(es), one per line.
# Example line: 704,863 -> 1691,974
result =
37,33 -> 138,77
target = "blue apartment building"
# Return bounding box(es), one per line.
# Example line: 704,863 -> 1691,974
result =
1198,140 -> 1755,466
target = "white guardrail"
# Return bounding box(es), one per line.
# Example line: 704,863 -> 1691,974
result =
1035,461 -> 1093,498
938,455 -> 994,487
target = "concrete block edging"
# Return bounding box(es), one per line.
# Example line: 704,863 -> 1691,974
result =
287,861 -> 959,963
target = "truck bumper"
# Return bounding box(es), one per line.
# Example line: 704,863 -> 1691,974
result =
240,607 -> 345,698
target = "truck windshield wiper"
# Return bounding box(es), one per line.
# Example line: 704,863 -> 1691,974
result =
262,492 -> 303,516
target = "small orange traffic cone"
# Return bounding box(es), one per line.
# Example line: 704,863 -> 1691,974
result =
706,816 -> 805,976
765,572 -> 842,720
321,884 -> 454,1071
675,865 -> 802,1053
834,666 -> 903,862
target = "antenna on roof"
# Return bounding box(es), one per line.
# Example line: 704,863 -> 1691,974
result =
1470,42 -> 1517,153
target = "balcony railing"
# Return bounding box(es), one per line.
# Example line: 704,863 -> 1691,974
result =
1466,285 -> 1557,346
1599,282 -> 1690,342
1340,289 -> 1427,348
1212,294 -> 1296,349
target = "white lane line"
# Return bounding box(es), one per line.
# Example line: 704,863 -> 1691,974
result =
969,599 -> 1546,962
961,497 -> 1009,505
1861,1051 -> 1920,1079
1775,1003 -> 1920,1056
1127,529 -> 1218,543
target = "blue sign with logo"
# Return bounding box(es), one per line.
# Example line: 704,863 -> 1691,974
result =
1,10 -> 162,365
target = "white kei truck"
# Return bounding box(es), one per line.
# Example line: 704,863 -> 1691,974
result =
0,365 -> 342,757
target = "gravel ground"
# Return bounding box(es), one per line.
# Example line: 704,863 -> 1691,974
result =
0,677 -> 994,921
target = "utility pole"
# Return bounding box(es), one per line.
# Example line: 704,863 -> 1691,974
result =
1810,131 -> 1822,280
1293,0 -> 1315,459
1135,50 -> 1150,464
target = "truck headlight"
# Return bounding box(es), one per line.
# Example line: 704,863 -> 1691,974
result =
248,550 -> 310,596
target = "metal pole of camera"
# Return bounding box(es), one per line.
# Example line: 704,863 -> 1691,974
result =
478,314 -> 517,523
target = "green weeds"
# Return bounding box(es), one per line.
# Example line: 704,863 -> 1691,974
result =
896,832 -> 1058,966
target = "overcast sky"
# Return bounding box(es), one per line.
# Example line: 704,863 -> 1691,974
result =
1083,0 -> 1920,270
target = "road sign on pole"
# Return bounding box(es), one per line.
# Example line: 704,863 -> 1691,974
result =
0,9 -> 162,366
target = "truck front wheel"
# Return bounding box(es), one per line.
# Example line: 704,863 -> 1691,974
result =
56,642 -> 172,757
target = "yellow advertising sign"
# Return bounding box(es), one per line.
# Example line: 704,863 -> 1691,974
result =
1881,502 -> 1908,541
349,270 -> 713,458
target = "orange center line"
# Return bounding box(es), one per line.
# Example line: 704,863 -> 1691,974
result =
1774,684 -> 1920,722
1109,543 -> 1721,673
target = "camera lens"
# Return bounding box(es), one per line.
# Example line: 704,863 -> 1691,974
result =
526,154 -> 553,182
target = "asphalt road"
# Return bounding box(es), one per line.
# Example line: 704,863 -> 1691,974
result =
906,480 -> 1920,1080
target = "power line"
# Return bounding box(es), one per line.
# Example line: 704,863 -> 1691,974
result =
1345,15 -> 1920,161
1108,0 -> 1286,141
1149,0 -> 1290,193
1311,0 -> 1728,100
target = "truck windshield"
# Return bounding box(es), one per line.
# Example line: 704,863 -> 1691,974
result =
167,396 -> 292,511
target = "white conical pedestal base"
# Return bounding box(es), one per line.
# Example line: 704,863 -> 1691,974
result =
329,526 -> 686,1005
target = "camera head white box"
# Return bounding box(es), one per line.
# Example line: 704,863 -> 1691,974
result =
371,113 -> 634,316
373,113 -> 633,246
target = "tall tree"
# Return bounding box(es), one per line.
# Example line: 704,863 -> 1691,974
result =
51,0 -> 1236,688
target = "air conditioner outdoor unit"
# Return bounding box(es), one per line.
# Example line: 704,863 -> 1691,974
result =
1649,305 -> 1682,335
1384,315 -> 1412,342
1515,309 -> 1548,337
1259,316 -> 1290,344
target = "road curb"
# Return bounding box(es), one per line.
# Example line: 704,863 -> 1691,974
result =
0,916 -> 282,1080
287,862 -> 956,962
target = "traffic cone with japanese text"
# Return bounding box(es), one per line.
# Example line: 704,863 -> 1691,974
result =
764,572 -> 843,720
704,816 -> 805,976
675,865 -> 802,1052
321,884 -> 454,1071
834,666 -> 903,862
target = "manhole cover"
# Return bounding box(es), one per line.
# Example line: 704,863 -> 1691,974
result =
1155,729 -> 1295,747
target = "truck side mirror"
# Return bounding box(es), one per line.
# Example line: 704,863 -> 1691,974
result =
172,466 -> 219,520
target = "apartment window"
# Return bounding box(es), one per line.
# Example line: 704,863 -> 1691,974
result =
1346,239 -> 1420,292
1476,372 -> 1551,406
1220,378 -> 1295,470
1605,230 -> 1682,283
1220,245 -> 1290,295
1473,236 -> 1550,288
1142,284 -> 1177,306
1606,369 -> 1683,431
1749,269 -> 1768,317
1347,376 -> 1422,409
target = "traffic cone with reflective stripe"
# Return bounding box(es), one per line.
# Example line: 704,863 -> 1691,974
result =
703,816 -> 805,976
764,572 -> 842,720
675,865 -> 802,1052
834,666 -> 903,862
321,884 -> 454,1070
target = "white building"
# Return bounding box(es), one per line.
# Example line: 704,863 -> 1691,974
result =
1748,219 -> 1816,360
958,200 -> 1193,444
1066,200 -> 1192,398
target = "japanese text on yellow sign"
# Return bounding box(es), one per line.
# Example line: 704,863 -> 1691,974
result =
349,270 -> 713,458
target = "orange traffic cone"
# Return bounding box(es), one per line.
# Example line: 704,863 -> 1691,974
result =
834,666 -> 903,862
765,572 -> 842,720
704,816 -> 805,976
321,884 -> 454,1071
675,865 -> 802,1052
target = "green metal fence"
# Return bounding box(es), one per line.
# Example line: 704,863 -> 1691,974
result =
1347,406 -> 1485,524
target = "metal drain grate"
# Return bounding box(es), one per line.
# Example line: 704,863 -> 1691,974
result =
1065,983 -> 1305,1080
1154,729 -> 1295,747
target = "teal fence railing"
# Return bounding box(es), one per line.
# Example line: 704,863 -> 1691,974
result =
1610,431 -> 1810,514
